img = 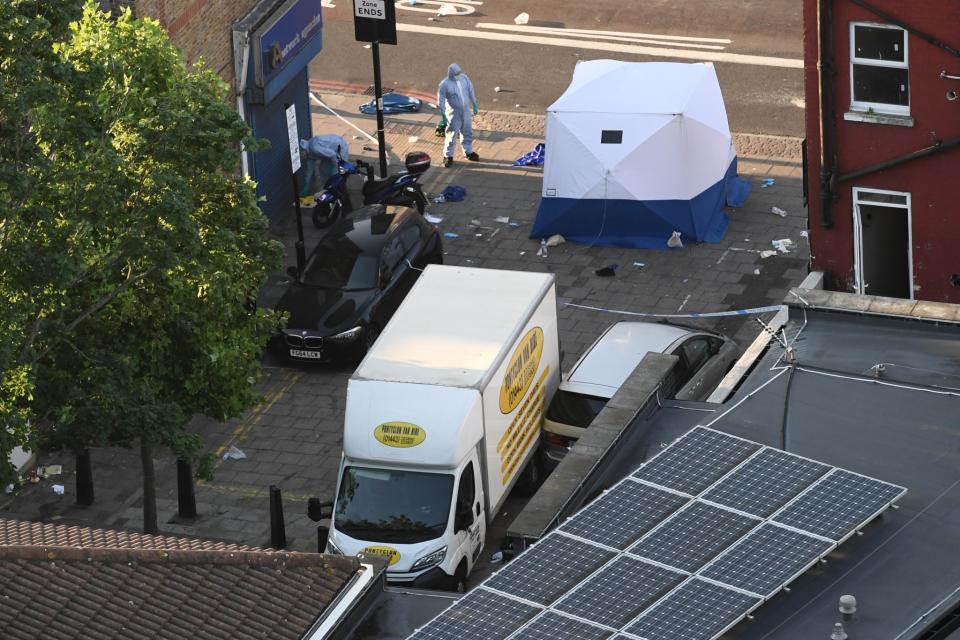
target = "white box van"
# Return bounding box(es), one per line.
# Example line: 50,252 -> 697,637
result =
328,265 -> 560,590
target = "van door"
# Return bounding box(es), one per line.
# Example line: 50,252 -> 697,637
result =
453,459 -> 483,576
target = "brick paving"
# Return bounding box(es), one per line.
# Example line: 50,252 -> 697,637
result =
1,91 -> 808,555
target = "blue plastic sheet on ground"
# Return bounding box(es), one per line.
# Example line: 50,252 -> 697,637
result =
359,92 -> 422,114
441,185 -> 467,202
725,176 -> 752,208
514,143 -> 545,166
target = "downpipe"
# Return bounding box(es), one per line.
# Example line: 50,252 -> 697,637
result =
817,0 -> 837,229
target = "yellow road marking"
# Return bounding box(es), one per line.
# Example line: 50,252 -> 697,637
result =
198,482 -> 314,503
201,370 -> 302,482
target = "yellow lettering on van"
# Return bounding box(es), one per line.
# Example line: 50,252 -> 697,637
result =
374,422 -> 426,448
360,545 -> 402,565
499,327 -> 544,414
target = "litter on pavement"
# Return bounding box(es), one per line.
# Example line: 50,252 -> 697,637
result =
595,264 -> 619,277
760,250 -> 778,258
633,261 -> 646,268
513,143 -> 545,166
761,178 -> 776,188
222,445 -> 247,461
772,238 -> 794,253
490,551 -> 504,564
359,92 -> 422,115
434,185 -> 466,203
536,239 -> 548,257
408,136 -> 419,143
514,12 -> 529,24
494,216 -> 511,224
545,234 -> 565,247
667,231 -> 684,249
37,465 -> 62,478
443,232 -> 459,238
52,484 -> 65,495
800,230 -> 809,238
771,206 -> 788,217
425,213 -> 444,224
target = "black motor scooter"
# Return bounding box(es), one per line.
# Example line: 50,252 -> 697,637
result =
311,150 -> 431,228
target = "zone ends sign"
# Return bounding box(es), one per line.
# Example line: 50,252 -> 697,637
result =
355,0 -> 385,19
353,0 -> 396,44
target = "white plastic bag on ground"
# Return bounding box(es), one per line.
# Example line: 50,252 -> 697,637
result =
667,231 -> 683,248
514,12 -> 530,24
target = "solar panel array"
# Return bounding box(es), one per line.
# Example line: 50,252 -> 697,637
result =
408,426 -> 906,640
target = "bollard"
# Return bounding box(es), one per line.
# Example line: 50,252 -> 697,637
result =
176,459 -> 197,519
76,449 -> 94,506
269,485 -> 287,549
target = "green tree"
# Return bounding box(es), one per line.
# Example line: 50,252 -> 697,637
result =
0,0 -> 83,490
1,2 -> 282,532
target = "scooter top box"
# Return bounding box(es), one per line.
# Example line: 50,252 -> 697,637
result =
404,151 -> 431,174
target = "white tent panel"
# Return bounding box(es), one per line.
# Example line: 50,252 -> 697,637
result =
683,68 -> 732,136
550,61 -> 714,115
542,114 -> 608,199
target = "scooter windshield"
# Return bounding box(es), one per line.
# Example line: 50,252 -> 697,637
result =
335,466 -> 454,545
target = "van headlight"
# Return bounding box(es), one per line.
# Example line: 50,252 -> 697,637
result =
326,326 -> 363,343
325,539 -> 344,555
410,546 -> 447,571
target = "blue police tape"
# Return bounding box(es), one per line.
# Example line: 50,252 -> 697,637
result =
564,302 -> 784,319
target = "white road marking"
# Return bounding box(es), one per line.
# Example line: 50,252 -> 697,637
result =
396,23 -> 803,69
678,294 -> 692,312
476,23 -> 726,51
476,23 -> 731,45
396,0 -> 482,15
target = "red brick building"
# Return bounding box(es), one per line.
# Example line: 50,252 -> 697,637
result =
804,0 -> 960,302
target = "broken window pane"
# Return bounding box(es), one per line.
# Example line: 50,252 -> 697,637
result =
854,25 -> 905,62
853,65 -> 909,106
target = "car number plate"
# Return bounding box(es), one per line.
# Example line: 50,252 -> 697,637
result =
290,349 -> 322,359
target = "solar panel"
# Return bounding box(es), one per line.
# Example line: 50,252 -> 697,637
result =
407,427 -> 906,640
485,534 -> 616,605
626,578 -> 762,640
629,501 -> 759,572
632,426 -> 761,495
408,588 -> 539,640
773,469 -> 906,541
559,481 -> 688,550
699,523 -> 834,597
509,612 -> 613,640
702,448 -> 831,518
554,556 -> 685,629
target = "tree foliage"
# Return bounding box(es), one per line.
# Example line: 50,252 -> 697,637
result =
0,1 -> 283,502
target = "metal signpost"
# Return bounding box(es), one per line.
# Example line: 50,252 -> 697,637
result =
353,0 -> 397,178
286,103 -> 306,273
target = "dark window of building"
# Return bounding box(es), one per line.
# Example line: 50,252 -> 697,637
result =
850,23 -> 909,114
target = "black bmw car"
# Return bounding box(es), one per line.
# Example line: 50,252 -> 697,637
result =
274,206 -> 443,363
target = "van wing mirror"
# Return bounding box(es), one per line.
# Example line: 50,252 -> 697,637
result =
307,498 -> 333,522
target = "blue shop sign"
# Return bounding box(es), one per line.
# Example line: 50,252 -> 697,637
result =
254,0 -> 323,89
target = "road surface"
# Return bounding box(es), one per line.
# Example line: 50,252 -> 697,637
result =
310,0 -> 805,136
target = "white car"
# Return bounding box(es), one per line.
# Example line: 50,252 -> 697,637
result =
542,322 -> 738,466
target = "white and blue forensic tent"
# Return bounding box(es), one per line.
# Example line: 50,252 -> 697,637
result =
531,60 -> 737,248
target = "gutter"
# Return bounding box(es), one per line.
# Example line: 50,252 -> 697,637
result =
304,560 -> 384,640
838,136 -> 960,183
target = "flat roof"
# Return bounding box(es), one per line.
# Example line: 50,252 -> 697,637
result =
354,266 -> 554,389
634,308 -> 960,639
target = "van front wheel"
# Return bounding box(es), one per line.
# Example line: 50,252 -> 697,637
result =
451,562 -> 467,593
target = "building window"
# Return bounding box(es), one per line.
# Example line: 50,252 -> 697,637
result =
850,23 -> 909,116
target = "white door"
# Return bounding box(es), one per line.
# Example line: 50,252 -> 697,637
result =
853,188 -> 912,299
